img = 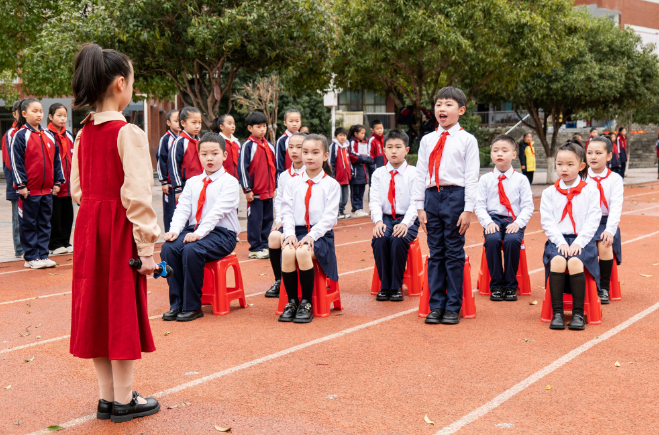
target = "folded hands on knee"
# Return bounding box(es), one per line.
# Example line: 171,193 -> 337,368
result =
283,235 -> 315,250
557,243 -> 582,257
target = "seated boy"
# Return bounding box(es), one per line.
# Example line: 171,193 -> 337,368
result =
474,134 -> 534,301
161,133 -> 241,322
370,129 -> 419,302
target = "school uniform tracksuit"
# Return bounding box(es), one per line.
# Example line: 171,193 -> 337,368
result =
275,130 -> 293,179
330,139 -> 352,215
157,130 -> 178,232
2,124 -> 23,257
46,125 -> 75,251
349,138 -> 372,211
368,134 -> 387,181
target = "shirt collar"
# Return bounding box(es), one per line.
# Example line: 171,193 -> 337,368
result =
82,111 -> 127,125
386,161 -> 408,173
559,177 -> 581,190
204,167 -> 225,182
588,167 -> 608,178
220,132 -> 238,143
438,122 -> 461,136
24,123 -> 39,132
290,165 -> 306,175
493,166 -> 514,178
304,170 -> 326,183
284,130 -> 292,137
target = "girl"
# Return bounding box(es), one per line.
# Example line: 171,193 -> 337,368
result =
540,141 -> 601,331
616,126 -> 627,179
211,114 -> 241,179
609,132 -> 621,172
47,103 -> 76,255
169,106 -> 203,199
11,98 -> 65,269
69,44 -> 161,423
348,124 -> 371,217
586,136 -> 623,304
518,132 -> 535,184
2,100 -> 24,258
279,134 -> 340,323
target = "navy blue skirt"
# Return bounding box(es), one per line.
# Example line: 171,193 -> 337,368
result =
594,216 -> 622,265
543,234 -> 600,289
295,226 -> 338,282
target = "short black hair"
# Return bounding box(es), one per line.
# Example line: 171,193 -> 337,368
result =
370,119 -> 383,129
245,111 -> 267,127
618,126 -> 626,133
383,129 -> 409,147
588,135 -> 613,154
590,127 -> 598,133
491,134 -> 517,149
284,108 -> 301,122
179,106 -> 201,124
435,86 -> 467,108
334,127 -> 348,137
198,132 -> 226,152
166,109 -> 179,122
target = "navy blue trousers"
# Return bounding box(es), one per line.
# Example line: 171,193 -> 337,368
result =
161,225 -> 237,311
425,186 -> 465,312
247,198 -> 273,252
372,215 -> 419,290
483,214 -> 525,290
19,195 -> 53,261
162,187 -> 176,233
351,184 -> 366,210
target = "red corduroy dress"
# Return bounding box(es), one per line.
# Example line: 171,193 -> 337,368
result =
69,119 -> 155,360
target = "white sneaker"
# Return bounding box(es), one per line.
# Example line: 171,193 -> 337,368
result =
248,251 -> 258,259
337,213 -> 345,220
25,260 -> 47,269
66,246 -> 73,253
344,212 -> 352,219
255,249 -> 270,259
52,247 -> 68,255
352,209 -> 369,218
41,258 -> 57,268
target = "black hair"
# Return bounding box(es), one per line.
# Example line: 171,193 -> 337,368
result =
12,100 -> 21,113
618,126 -> 626,133
166,109 -> 179,123
590,127 -> 598,133
370,119 -> 383,129
588,135 -> 613,154
491,133 -> 517,149
17,98 -> 40,128
284,108 -> 301,122
211,114 -> 234,133
556,139 -> 588,180
383,129 -> 409,147
179,106 -> 201,126
348,124 -> 365,140
435,86 -> 467,108
48,103 -> 66,118
72,44 -> 132,109
290,132 -> 306,141
303,134 -> 332,176
198,132 -> 226,152
334,127 -> 348,137
570,135 -> 583,147
245,111 -> 268,127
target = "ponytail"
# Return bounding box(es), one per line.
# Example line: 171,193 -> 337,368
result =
17,98 -> 39,129
322,160 -> 333,177
303,134 -> 333,177
72,44 -> 132,109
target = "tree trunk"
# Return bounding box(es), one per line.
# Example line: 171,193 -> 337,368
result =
546,156 -> 555,184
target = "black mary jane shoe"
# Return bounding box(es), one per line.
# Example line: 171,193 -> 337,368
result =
568,314 -> 586,330
278,301 -> 298,322
265,280 -> 281,298
599,289 -> 610,305
111,391 -> 160,423
293,300 -> 314,323
425,308 -> 445,324
376,289 -> 390,301
490,286 -> 504,301
441,310 -> 460,325
162,309 -> 181,321
503,288 -> 518,301
549,312 -> 565,330
97,399 -> 113,420
175,308 -> 204,322
389,288 -> 404,302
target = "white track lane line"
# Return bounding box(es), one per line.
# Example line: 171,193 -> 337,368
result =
621,204 -> 659,215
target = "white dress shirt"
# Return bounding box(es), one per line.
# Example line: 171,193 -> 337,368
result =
411,123 -> 480,212
586,167 -> 623,236
474,167 -> 534,228
281,170 -> 340,241
540,178 -> 602,249
274,164 -> 306,225
369,161 -> 418,228
169,167 -> 241,237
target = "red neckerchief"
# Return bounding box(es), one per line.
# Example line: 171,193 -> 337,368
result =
194,176 -> 214,230
554,179 -> 588,235
304,173 -> 327,232
284,130 -> 292,137
526,140 -> 535,156
619,135 -> 627,151
494,169 -> 516,222
249,135 -> 276,177
590,169 -> 611,211
224,137 -> 240,166
180,131 -> 199,150
429,127 -> 463,190
47,123 -> 70,157
388,169 -> 398,219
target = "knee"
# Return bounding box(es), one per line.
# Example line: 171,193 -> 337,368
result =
282,245 -> 296,262
295,245 -> 313,262
182,243 -> 202,260
550,256 -> 567,272
484,233 -> 502,247
503,234 -> 522,249
268,231 -> 281,248
567,257 -> 583,272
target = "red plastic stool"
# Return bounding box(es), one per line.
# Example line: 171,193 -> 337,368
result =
200,253 -> 247,315
371,238 -> 424,296
608,257 -> 622,301
418,255 -> 475,319
477,239 -> 531,296
276,259 -> 343,317
540,269 -> 601,325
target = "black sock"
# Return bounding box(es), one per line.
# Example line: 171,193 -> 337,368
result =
299,267 -> 315,303
269,248 -> 282,281
599,259 -> 613,291
549,272 -> 566,315
570,272 -> 586,317
281,271 -> 299,303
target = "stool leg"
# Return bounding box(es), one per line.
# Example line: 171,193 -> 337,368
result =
462,256 -> 476,319
371,265 -> 381,295
216,264 -> 231,315
232,262 -> 247,309
541,278 -> 553,323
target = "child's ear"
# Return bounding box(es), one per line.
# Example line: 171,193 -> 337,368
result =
247,125 -> 253,133
405,146 -> 410,153
223,150 -> 228,160
458,106 -> 467,116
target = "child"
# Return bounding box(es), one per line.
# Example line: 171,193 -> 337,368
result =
348,124 -> 371,218
370,129 -> 418,302
211,114 -> 241,179
265,132 -> 306,298
161,132 -> 240,321
540,141 -> 601,330
518,132 -> 535,184
616,126 -> 627,178
300,125 -> 310,134
585,128 -> 598,149
2,100 -> 24,258
156,109 -> 179,232
11,99 -> 65,269
572,133 -> 583,146
330,127 -> 352,219
609,132 -> 621,172
412,86 -> 480,325
69,44 -> 161,422
279,134 -> 339,323
169,106 -> 203,199
586,136 -> 623,304
275,109 -> 302,177
46,103 -> 76,255
475,134 -> 534,301
238,111 -> 277,259
368,119 -> 387,180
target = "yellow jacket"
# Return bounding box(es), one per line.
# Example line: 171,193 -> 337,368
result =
520,141 -> 536,172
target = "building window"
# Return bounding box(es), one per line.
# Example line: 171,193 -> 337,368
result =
338,89 -> 386,113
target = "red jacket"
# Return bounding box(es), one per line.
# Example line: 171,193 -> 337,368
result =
169,131 -> 203,193
237,136 -> 277,199
369,134 -> 387,169
330,140 -> 351,185
46,123 -> 75,197
221,134 -> 241,179
11,124 -> 65,196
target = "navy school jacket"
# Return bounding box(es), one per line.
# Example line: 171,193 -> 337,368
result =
2,124 -> 18,200
168,131 -> 203,194
237,136 -> 277,199
11,124 -> 65,196
275,130 -> 293,178
349,137 -> 372,185
157,130 -> 177,185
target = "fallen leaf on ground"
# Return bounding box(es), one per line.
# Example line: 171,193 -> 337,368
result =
653,263 -> 659,266
26,311 -> 30,314
5,385 -> 10,389
36,336 -> 41,339
424,415 -> 435,425
35,324 -> 41,328
48,273 -> 56,276
47,425 -> 64,431
30,297 -> 38,300
168,404 -> 179,409
316,363 -> 329,365
259,273 -> 265,276
215,425 -> 231,432
25,356 -> 34,363
529,301 -> 538,305
19,326 -> 31,337
14,420 -> 22,425
248,303 -> 254,306
614,361 -> 621,367
26,303 -> 31,307
545,385 -> 551,390
147,291 -> 151,294
164,331 -> 171,336
640,274 -> 653,278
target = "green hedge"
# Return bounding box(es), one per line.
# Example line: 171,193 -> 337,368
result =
406,154 -> 418,166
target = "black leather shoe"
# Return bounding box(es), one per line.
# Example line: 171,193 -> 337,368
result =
376,289 -> 390,301
599,289 -> 610,305
569,314 -> 586,330
425,308 -> 445,324
265,280 -> 281,298
97,399 -> 113,420
176,308 -> 204,322
490,286 -> 504,301
111,391 -> 160,423
441,310 -> 460,324
549,313 -> 565,330
389,288 -> 404,302
293,300 -> 314,323
503,288 -> 518,301
162,309 -> 181,321
278,301 -> 298,322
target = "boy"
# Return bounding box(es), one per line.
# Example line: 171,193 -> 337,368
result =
412,86 -> 480,325
368,119 -> 387,181
585,128 -> 598,149
330,127 -> 352,219
238,111 -> 277,259
370,129 -> 418,302
161,133 -> 240,322
275,108 -> 302,177
2,101 -> 24,258
157,109 -> 180,232
474,134 -> 534,301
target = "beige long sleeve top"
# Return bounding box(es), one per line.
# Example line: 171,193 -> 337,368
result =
70,111 -> 160,256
